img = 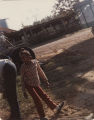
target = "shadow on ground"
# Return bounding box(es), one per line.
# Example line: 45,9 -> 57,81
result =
43,37 -> 94,116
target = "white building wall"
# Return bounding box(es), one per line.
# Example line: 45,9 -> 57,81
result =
79,10 -> 86,25
82,5 -> 94,23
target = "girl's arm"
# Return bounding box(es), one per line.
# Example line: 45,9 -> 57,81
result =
37,61 -> 49,86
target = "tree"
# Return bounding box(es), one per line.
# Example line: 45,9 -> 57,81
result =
52,0 -> 81,33
52,0 -> 80,15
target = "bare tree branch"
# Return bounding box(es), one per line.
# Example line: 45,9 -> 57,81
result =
52,0 -> 80,15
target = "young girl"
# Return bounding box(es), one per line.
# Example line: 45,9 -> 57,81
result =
19,48 -> 64,120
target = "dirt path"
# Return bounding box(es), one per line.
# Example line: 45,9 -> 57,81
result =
33,28 -> 92,60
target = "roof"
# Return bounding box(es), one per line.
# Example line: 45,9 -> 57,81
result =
0,27 -> 15,33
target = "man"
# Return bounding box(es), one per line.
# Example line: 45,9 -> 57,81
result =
0,32 -> 9,53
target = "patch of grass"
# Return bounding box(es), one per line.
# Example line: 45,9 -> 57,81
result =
16,76 -> 36,114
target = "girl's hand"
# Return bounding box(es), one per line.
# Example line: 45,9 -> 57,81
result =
45,81 -> 50,88
23,92 -> 28,99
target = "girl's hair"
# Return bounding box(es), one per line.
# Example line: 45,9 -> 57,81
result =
19,48 -> 31,57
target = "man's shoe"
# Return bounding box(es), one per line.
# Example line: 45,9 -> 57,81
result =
54,101 -> 64,114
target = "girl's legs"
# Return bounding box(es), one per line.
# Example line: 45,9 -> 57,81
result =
25,84 -> 45,118
35,86 -> 64,114
33,86 -> 57,110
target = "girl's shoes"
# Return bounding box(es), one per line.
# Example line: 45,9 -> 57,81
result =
54,101 -> 64,114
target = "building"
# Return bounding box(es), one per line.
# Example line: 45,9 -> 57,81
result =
0,19 -> 8,28
0,19 -> 15,33
74,0 -> 94,28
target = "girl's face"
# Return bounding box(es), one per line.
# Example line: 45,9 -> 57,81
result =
20,53 -> 32,62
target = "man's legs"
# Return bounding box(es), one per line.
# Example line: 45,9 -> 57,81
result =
3,63 -> 21,120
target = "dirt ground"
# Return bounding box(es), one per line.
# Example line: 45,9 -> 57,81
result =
33,28 -> 94,120
1,27 -> 94,120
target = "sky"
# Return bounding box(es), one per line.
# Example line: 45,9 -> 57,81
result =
0,0 -> 88,30
0,0 -> 56,30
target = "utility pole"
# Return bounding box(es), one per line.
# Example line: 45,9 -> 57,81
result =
22,24 -> 29,42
